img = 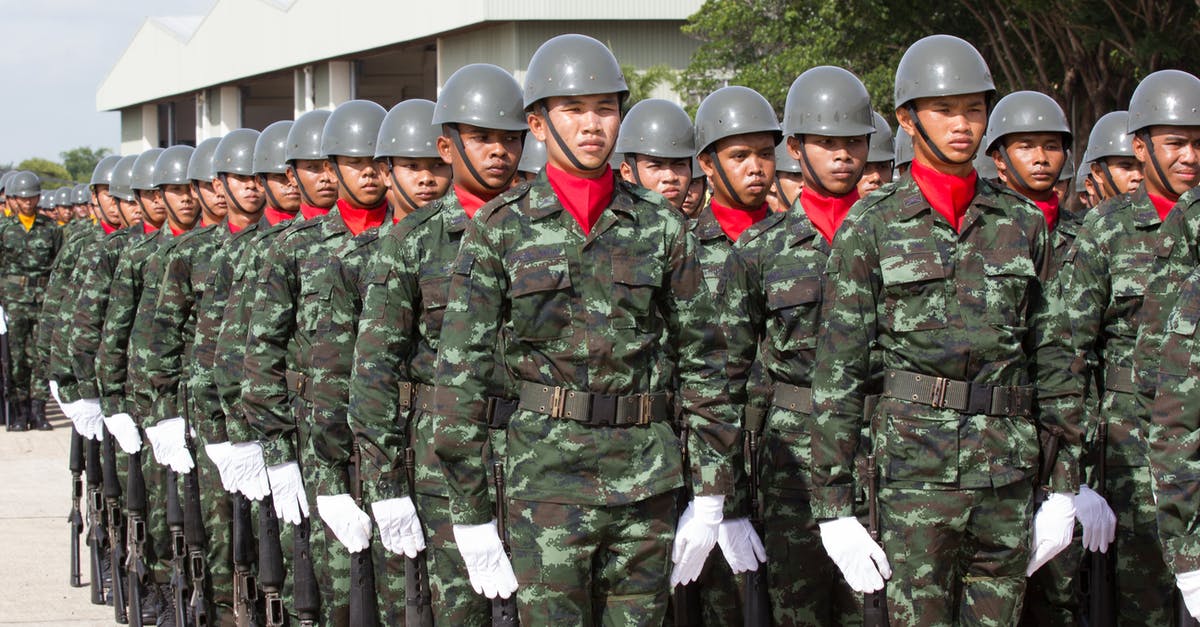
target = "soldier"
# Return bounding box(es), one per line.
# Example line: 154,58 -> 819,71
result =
893,127 -> 913,178
809,35 -> 1082,625
857,112 -> 895,197
1075,167 -> 1096,211
767,141 -> 804,215
429,34 -> 736,624
376,100 -> 452,223
517,135 -> 547,182
72,184 -> 93,223
54,188 -> 73,226
0,171 -> 61,431
1082,111 -> 1145,202
681,159 -> 707,219
0,171 -> 11,216
190,137 -> 229,227
1054,158 -> 1075,209
616,98 -> 694,212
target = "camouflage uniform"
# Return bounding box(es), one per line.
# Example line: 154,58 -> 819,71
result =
349,192 -> 492,626
810,175 -> 1077,626
0,214 -> 61,407
431,173 -> 737,625
39,221 -> 98,387
1058,185 -> 1180,625
723,205 -> 859,626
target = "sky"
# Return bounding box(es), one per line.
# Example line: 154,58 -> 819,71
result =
0,0 -> 217,167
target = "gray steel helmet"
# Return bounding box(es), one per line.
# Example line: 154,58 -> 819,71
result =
152,145 -> 195,187
867,112 -> 895,162
110,155 -> 138,201
1128,69 -> 1200,134
984,90 -> 1072,154
1082,111 -> 1134,164
130,148 -> 165,191
187,137 -> 223,182
253,120 -> 294,175
974,150 -> 999,180
894,129 -> 914,168
694,86 -> 783,155
72,184 -> 90,205
1059,154 -> 1075,181
38,192 -> 51,209
287,110 -> 333,162
321,100 -> 387,158
523,34 -> 629,109
775,141 -> 803,174
55,187 -> 72,207
782,65 -> 875,138
89,155 -> 122,188
0,171 -> 12,194
433,65 -> 526,132
213,129 -> 260,177
691,157 -> 704,179
894,34 -> 995,108
615,98 -> 695,159
377,99 -> 441,159
1074,165 -> 1089,193
517,135 -> 547,174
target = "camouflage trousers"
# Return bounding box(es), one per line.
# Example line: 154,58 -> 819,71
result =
665,485 -> 743,627
879,481 -> 1033,627
302,463 -> 354,625
1018,532 -> 1080,626
508,492 -> 677,626
763,495 -> 860,626
416,492 -> 490,626
192,438 -> 235,624
131,448 -> 173,586
6,298 -> 45,402
1104,465 -> 1174,626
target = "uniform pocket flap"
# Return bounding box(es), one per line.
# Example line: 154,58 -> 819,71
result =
980,248 -> 1036,277
509,255 -> 571,298
880,251 -> 944,286
766,275 -> 822,310
612,255 -> 662,288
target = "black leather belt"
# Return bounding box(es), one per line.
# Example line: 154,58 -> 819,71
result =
4,275 -> 48,288
882,369 -> 1033,417
517,381 -> 668,427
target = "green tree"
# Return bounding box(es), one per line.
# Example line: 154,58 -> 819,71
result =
622,64 -> 676,114
17,158 -> 73,186
60,146 -> 111,182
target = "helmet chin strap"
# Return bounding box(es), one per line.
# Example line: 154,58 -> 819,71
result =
624,155 -> 644,187
160,190 -> 193,231
218,173 -> 256,216
797,136 -> 859,199
257,175 -> 286,212
191,182 -> 214,218
905,102 -> 973,166
538,103 -> 610,174
446,124 -> 518,192
387,164 -> 422,213
705,146 -> 753,209
329,157 -> 383,209
1140,132 -> 1182,198
287,164 -> 323,208
774,172 -> 794,210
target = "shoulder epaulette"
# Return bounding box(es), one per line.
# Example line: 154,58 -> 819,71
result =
737,211 -> 786,246
476,182 -> 531,223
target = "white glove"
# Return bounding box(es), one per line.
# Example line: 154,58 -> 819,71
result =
203,442 -> 238,492
49,380 -> 60,404
716,517 -> 767,574
372,497 -> 426,558
453,520 -> 519,599
670,495 -> 725,587
102,413 -> 142,454
1026,492 -> 1077,576
1075,485 -> 1116,553
64,397 -> 105,441
144,417 -> 194,474
221,442 -> 271,500
268,461 -> 309,525
316,494 -> 372,553
1177,569 -> 1200,619
0,305 -> 8,335
819,516 -> 892,593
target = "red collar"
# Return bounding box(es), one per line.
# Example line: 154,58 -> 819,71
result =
454,185 -> 491,220
264,206 -> 294,226
1149,193 -> 1177,221
911,159 -> 978,232
169,225 -> 187,237
709,199 -> 768,242
337,198 -> 388,236
1032,195 -> 1060,229
228,221 -> 246,234
101,222 -> 118,235
300,204 -> 329,221
143,221 -> 160,234
800,186 -> 859,244
545,164 -> 614,235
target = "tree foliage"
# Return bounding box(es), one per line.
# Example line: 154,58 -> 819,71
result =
17,158 -> 73,186
60,146 -> 111,183
622,64 -> 677,114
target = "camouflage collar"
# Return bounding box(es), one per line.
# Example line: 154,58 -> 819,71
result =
1129,185 -> 1164,228
786,209 -> 824,250
692,202 -> 729,242
893,173 -> 1006,222
443,191 -> 469,234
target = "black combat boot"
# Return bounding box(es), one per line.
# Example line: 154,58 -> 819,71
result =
10,401 -> 28,431
31,399 -> 52,430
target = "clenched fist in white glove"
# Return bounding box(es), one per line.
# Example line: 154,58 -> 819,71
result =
1027,492 -> 1077,576
716,517 -> 767,574
102,413 -> 142,454
1177,569 -> 1200,619
819,517 -> 892,593
670,495 -> 725,587
63,397 -> 105,441
208,442 -> 270,499
453,521 -> 518,599
317,494 -> 372,553
372,497 -> 426,558
1075,485 -> 1116,553
267,461 -> 309,525
144,417 -> 194,474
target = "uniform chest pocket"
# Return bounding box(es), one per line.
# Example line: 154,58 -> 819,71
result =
880,251 -> 947,332
610,254 -> 662,329
765,273 -> 822,351
508,255 -> 573,341
418,274 -> 452,341
980,248 -> 1037,326
1112,266 -> 1151,300
1161,305 -> 1200,377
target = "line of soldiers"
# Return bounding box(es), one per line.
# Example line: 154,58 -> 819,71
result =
27,31 -> 1200,626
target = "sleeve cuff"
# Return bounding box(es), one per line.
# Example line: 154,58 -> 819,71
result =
152,396 -> 179,424
260,437 -> 296,467
810,486 -> 855,520
1167,536 -> 1200,576
449,496 -> 494,526
100,395 -> 125,417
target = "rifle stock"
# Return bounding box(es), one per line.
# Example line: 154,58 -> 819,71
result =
1087,420 -> 1114,627
402,446 -> 434,626
86,438 -> 107,605
672,421 -> 702,626
230,493 -> 258,627
293,517 -> 321,627
0,330 -> 11,429
182,463 -> 209,626
103,436 -> 129,624
126,451 -> 148,627
69,430 -> 85,588
743,429 -> 770,626
349,444 -> 381,627
258,495 -> 286,627
166,471 -> 188,627
490,461 -> 519,626
863,394 -> 888,627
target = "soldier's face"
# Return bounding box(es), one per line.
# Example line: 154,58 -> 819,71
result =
700,132 -> 776,210
193,180 -> 228,222
529,94 -> 621,176
73,204 -> 90,220
385,156 -> 452,212
136,189 -> 167,227
12,196 -> 37,216
287,159 -> 338,209
332,156 -> 387,208
788,134 -> 869,196
1089,158 -> 1142,199
261,173 -> 301,213
858,161 -> 894,196
219,173 -> 264,215
681,177 -> 706,218
94,185 -> 122,225
161,183 -> 199,230
619,155 -> 692,209
437,123 -> 522,196
56,206 -> 71,222
899,94 -> 988,171
117,197 -> 142,225
993,132 -> 1067,200
1132,125 -> 1200,199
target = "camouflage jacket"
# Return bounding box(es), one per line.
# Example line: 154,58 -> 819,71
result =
62,225 -> 146,403
141,224 -> 223,424
431,172 -> 736,525
0,214 -> 61,305
39,226 -> 99,377
810,175 -> 1070,520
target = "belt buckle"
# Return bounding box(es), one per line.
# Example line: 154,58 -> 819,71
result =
549,386 -> 567,418
638,394 -> 652,426
930,376 -> 949,409
589,393 -> 618,427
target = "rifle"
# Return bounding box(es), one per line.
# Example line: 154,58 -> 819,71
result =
86,437 -> 108,605
258,495 -> 286,627
166,471 -> 188,627
349,443 -> 381,627
671,418 -> 702,627
1086,419 -> 1114,627
0,324 -> 11,430
126,451 -> 148,627
231,493 -> 259,627
743,428 -> 770,626
863,394 -> 888,627
293,516 -> 321,627
491,460 -> 519,627
403,446 -> 433,626
182,461 -> 209,626
69,429 -> 85,588
103,435 -> 129,624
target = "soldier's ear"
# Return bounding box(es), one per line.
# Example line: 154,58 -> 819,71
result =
1131,132 -> 1149,164
895,106 -> 917,139
527,111 -> 549,144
